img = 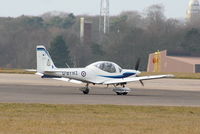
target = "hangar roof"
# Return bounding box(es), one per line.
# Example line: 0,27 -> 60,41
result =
168,56 -> 200,65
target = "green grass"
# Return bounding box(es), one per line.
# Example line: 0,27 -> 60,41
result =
0,68 -> 35,74
0,103 -> 200,134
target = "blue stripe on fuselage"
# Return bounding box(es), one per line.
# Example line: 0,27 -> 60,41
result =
98,72 -> 136,79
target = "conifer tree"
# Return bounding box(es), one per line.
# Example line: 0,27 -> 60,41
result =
49,35 -> 73,68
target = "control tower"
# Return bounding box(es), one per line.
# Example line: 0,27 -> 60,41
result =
99,0 -> 110,34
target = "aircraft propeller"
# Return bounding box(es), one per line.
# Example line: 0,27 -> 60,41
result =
139,80 -> 144,86
134,58 -> 144,86
135,58 -> 140,71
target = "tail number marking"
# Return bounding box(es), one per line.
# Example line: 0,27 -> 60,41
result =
62,71 -> 78,76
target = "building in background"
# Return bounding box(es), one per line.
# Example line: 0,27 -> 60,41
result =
147,50 -> 200,73
80,17 -> 92,44
186,0 -> 200,21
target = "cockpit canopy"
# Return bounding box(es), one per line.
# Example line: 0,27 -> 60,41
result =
87,61 -> 122,73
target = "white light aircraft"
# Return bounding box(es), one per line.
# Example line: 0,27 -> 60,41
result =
36,45 -> 173,95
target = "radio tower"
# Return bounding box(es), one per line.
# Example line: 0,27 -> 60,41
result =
186,0 -> 200,21
99,0 -> 110,34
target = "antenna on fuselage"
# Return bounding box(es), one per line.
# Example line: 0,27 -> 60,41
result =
65,63 -> 70,68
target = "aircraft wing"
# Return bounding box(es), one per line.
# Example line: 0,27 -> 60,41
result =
35,73 -> 83,84
103,74 -> 174,85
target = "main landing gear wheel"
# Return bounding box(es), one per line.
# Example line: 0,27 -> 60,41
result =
123,92 -> 128,95
116,92 -> 122,95
113,87 -> 131,95
83,88 -> 89,94
80,83 -> 90,95
116,92 -> 128,95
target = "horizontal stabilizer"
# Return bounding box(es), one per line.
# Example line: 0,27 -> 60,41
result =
35,72 -> 83,84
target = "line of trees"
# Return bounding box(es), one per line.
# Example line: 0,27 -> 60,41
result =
0,5 -> 200,70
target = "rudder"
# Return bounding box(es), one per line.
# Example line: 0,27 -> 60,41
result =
36,45 -> 56,73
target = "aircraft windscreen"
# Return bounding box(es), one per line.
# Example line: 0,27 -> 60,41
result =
95,62 -> 117,73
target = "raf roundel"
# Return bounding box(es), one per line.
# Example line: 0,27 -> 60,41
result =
81,71 -> 86,77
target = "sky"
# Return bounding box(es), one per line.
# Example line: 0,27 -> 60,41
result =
0,0 -> 190,18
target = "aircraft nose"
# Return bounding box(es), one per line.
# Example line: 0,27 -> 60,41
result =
136,71 -> 141,76
123,72 -> 136,77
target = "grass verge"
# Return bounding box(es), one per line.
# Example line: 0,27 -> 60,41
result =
0,103 -> 200,134
0,68 -> 35,74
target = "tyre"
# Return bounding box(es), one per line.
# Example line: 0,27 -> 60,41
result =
116,92 -> 122,95
83,88 -> 89,94
123,92 -> 128,95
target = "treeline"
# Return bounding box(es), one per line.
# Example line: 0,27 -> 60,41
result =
0,4 -> 200,70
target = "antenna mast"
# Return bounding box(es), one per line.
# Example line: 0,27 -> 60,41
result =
99,0 -> 110,34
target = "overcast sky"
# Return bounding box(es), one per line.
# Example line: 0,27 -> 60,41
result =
0,0 -> 190,18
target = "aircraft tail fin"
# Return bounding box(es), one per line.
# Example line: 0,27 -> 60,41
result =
36,45 -> 56,73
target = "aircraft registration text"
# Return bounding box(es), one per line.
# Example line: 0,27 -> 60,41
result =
62,71 -> 78,76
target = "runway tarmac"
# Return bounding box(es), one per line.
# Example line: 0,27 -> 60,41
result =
0,73 -> 200,106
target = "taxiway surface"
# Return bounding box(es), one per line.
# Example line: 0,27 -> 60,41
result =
0,73 -> 200,106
